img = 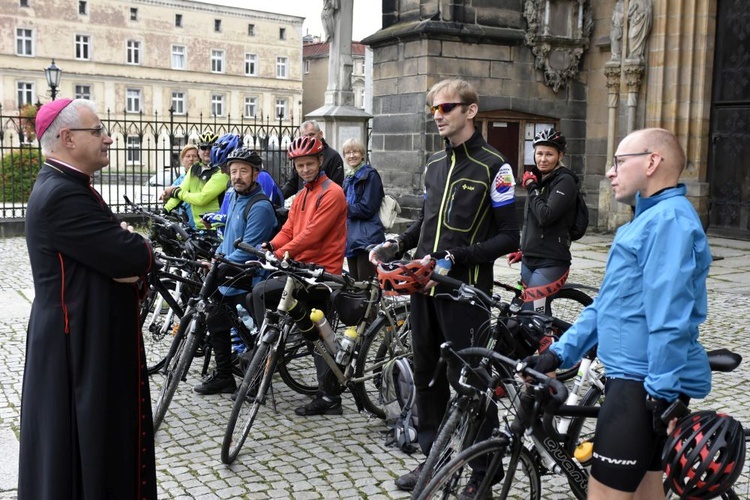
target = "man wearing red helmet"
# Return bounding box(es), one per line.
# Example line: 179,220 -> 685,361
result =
252,135 -> 348,416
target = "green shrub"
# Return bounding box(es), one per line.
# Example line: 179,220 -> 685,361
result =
1,147 -> 44,203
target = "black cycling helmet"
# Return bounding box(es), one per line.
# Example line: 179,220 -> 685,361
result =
197,132 -> 218,147
226,147 -> 263,169
210,133 -> 241,167
533,128 -> 566,152
663,410 -> 745,499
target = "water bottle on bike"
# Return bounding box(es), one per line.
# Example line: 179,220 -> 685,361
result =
310,308 -> 339,355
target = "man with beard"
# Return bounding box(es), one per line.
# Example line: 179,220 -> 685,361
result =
193,147 -> 278,395
20,98 -> 157,499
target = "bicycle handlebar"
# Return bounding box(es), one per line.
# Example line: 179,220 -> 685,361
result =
430,271 -> 504,310
234,238 -> 351,287
124,194 -> 191,241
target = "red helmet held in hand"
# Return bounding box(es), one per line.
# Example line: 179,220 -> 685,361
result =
377,259 -> 436,296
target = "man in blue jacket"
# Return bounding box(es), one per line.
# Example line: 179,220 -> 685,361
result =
194,147 -> 278,395
526,128 -> 712,499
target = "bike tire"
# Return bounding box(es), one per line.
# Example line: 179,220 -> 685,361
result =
413,401 -> 475,496
221,340 -> 276,464
142,287 -> 178,375
549,287 -> 593,381
353,313 -> 411,419
277,325 -> 319,395
152,314 -> 201,431
416,438 -> 541,500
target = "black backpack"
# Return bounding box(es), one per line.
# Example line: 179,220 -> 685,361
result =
561,170 -> 589,241
242,192 -> 288,236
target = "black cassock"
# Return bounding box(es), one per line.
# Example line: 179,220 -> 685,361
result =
19,159 -> 157,499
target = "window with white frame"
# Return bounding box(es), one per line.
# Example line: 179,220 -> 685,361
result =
126,40 -> 141,65
126,136 -> 141,164
275,98 -> 287,119
75,34 -> 90,60
172,45 -> 186,70
171,92 -> 185,115
75,84 -> 91,100
16,28 -> 33,56
17,82 -> 34,107
276,56 -> 288,79
126,88 -> 141,113
211,94 -> 225,117
211,49 -> 224,73
244,53 -> 257,76
304,59 -> 310,74
243,97 -> 257,118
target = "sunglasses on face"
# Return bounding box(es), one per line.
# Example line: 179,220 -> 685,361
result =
428,102 -> 467,115
198,145 -> 211,151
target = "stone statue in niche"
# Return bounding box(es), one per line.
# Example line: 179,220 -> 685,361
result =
610,0 -> 625,61
321,0 -> 339,43
627,0 -> 652,61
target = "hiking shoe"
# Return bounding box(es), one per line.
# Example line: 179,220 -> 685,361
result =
458,474 -> 490,500
394,462 -> 424,492
294,397 -> 343,416
193,371 -> 236,395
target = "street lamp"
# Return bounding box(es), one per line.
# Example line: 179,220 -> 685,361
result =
44,59 -> 62,101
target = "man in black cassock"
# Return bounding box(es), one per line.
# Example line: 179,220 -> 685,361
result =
19,98 -> 157,499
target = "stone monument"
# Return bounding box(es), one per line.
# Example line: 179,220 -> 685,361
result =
307,0 -> 370,153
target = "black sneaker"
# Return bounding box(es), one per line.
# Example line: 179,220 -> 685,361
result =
458,474 -> 490,500
394,462 -> 424,492
193,371 -> 236,395
294,397 -> 343,416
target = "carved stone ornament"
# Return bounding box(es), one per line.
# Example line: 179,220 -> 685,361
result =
523,0 -> 594,93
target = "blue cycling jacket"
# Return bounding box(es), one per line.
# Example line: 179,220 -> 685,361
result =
550,184 -> 712,401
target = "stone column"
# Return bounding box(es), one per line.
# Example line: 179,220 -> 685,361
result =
623,60 -> 645,134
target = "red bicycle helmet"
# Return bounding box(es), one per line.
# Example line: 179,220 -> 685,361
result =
288,136 -> 324,159
377,259 -> 436,296
663,410 -> 745,499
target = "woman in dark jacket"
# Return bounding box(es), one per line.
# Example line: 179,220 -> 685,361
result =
342,138 -> 385,280
508,128 -> 579,314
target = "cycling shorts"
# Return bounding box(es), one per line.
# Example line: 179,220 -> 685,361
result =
590,378 -> 664,492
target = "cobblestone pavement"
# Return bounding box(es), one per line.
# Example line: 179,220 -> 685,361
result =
1,233 -> 749,499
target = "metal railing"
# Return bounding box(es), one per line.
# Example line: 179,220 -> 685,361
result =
0,105 -> 299,218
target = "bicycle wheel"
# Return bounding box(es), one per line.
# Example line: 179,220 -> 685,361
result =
417,438 -> 541,500
564,375 -> 604,456
142,284 -> 181,374
353,313 -> 411,418
549,288 -> 593,381
152,314 -> 202,431
413,402 -> 475,495
277,324 -> 319,395
221,339 -> 277,464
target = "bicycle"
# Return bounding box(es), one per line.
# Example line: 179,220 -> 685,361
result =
221,241 -> 411,464
419,345 -> 744,499
411,271 -> 596,496
151,253 -> 259,431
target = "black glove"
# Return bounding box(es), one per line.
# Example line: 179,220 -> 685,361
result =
646,397 -> 672,437
523,351 -> 561,374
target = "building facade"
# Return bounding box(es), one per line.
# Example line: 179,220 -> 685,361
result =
302,38 -> 368,117
363,0 -> 750,239
2,0 -> 304,125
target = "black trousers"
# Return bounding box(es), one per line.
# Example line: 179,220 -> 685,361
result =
410,293 -> 498,457
205,293 -> 246,378
346,251 -> 376,281
252,276 -> 342,399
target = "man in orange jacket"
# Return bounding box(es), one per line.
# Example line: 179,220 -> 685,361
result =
252,135 -> 348,416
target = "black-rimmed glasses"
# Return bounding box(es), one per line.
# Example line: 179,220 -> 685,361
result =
62,124 -> 109,138
428,102 -> 467,115
612,152 -> 652,172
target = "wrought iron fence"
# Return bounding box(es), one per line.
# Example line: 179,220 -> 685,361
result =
0,105 -> 299,218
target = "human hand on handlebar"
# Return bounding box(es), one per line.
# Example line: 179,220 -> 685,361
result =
522,351 -> 561,375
